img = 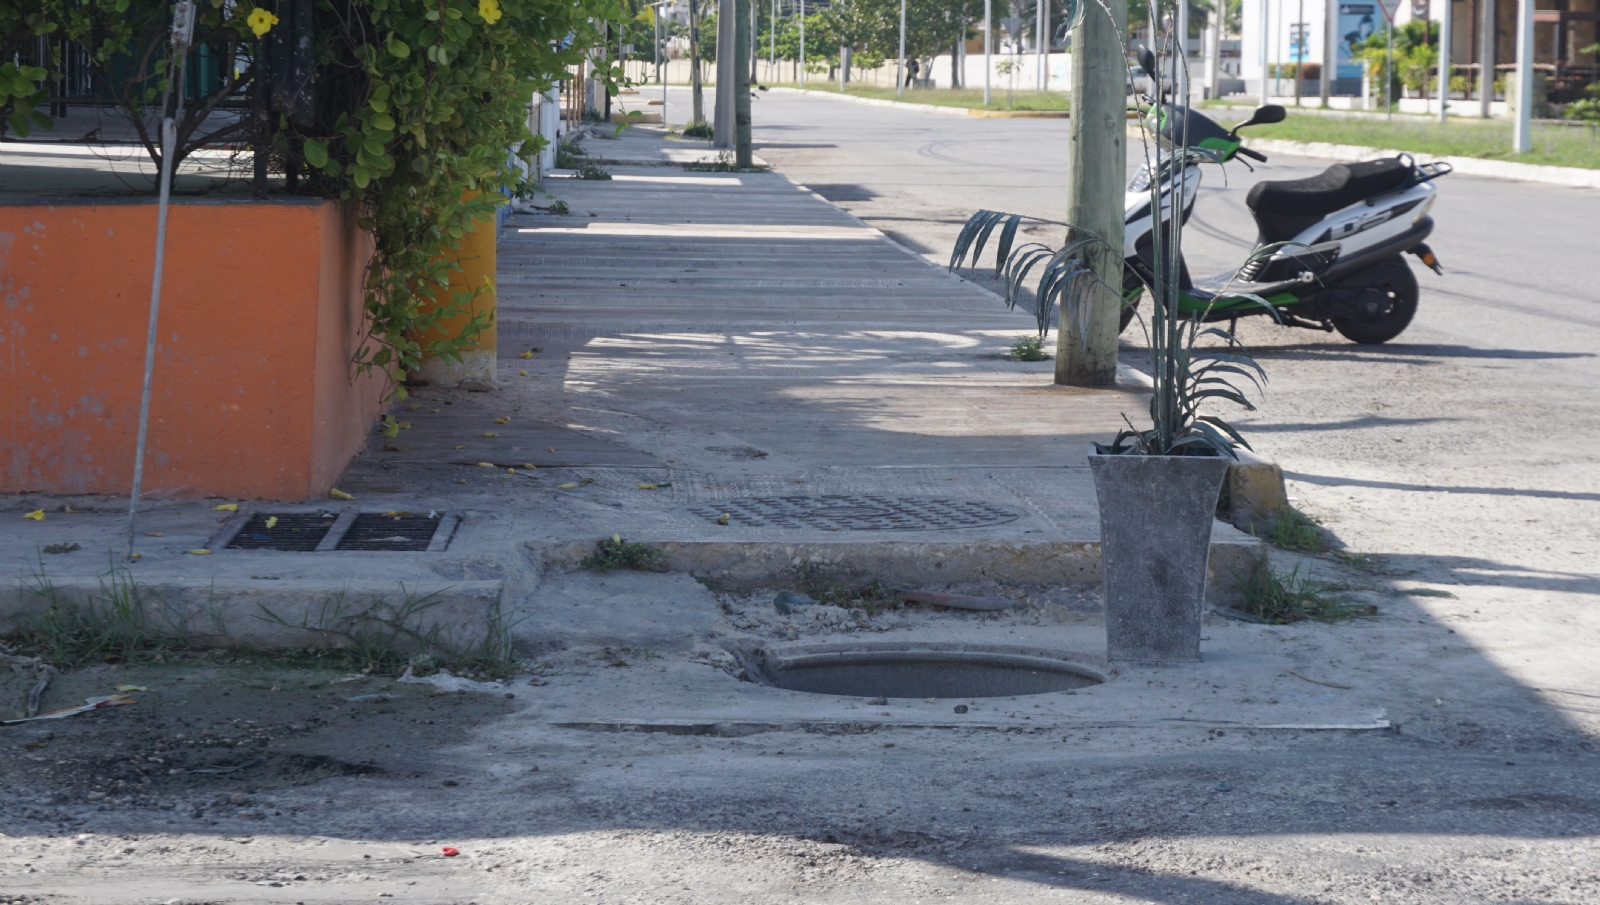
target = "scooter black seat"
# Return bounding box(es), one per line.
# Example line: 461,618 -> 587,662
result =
1246,158 -> 1411,242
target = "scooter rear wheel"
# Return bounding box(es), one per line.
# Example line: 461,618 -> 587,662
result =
1329,257 -> 1419,345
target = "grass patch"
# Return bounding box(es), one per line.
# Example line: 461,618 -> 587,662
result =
1232,561 -> 1371,624
1220,113 -> 1600,170
581,534 -> 663,572
575,162 -> 612,181
680,120 -> 714,139
1008,335 -> 1052,361
768,82 -> 1070,112
1255,506 -> 1330,553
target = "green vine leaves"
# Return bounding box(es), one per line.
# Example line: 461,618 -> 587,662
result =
280,0 -> 618,389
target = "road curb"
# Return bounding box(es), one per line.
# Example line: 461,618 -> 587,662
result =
1243,137 -> 1600,190
766,86 -> 1033,118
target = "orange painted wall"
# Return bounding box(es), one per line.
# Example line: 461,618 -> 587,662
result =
0,198 -> 385,500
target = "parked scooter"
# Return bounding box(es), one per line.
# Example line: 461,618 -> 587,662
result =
1120,51 -> 1450,344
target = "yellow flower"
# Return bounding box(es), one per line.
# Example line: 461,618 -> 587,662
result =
478,0 -> 503,24
22,509 -> 44,521
246,8 -> 279,38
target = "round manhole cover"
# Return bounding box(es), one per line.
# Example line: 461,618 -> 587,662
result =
686,495 -> 1021,531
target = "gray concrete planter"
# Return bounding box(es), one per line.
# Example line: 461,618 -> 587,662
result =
1089,451 -> 1231,663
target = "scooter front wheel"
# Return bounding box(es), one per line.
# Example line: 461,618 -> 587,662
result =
1329,257 -> 1419,345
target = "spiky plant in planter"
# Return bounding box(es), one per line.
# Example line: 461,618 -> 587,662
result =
949,2 -> 1282,662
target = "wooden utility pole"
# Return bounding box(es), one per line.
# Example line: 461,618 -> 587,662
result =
736,0 -> 753,166
1057,0 -> 1127,386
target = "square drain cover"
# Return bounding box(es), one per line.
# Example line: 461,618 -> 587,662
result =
226,513 -> 336,551
336,513 -> 446,552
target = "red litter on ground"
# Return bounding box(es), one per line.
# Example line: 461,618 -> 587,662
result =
441,847 -> 459,857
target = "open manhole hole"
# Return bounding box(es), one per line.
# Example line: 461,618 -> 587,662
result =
687,495 -> 1021,531
747,643 -> 1109,699
225,513 -> 336,551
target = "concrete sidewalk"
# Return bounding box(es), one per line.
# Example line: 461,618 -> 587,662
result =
3,125 -> 1263,647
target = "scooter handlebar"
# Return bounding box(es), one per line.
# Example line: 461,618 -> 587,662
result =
1237,147 -> 1268,162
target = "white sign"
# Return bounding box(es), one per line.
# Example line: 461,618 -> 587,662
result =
1376,0 -> 1402,22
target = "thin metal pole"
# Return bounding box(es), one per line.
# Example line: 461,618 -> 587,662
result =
984,0 -> 992,105
1437,0 -> 1451,121
771,0 -> 776,77
897,0 -> 906,96
799,0 -> 805,86
1036,0 -> 1045,90
127,0 -> 194,560
1386,18 -> 1393,118
1512,0 -> 1532,150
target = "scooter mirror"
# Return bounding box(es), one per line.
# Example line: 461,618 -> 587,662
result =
1134,45 -> 1158,83
1251,104 -> 1287,125
1238,104 -> 1287,129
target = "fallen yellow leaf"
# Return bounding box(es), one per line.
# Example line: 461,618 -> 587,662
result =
130,552 -> 142,559
329,488 -> 354,500
458,479 -> 468,484
185,549 -> 211,555
406,403 -> 425,411
492,416 -> 510,424
522,463 -> 537,469
481,432 -> 499,438
518,370 -> 528,377
453,445 -> 466,450
144,531 -> 163,537
265,516 -> 278,529
636,483 -> 658,490
557,482 -> 578,489
213,503 -> 238,511
717,513 -> 731,525
22,509 -> 44,521
519,351 -> 534,359
398,421 -> 412,429
507,468 -> 517,474
477,462 -> 496,468
115,684 -> 148,692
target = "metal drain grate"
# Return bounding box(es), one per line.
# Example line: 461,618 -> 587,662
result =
686,495 -> 1021,532
226,513 -> 336,551
336,513 -> 445,552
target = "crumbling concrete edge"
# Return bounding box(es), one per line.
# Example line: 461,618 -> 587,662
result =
528,536 -> 1266,602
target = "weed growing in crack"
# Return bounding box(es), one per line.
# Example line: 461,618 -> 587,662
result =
1232,561 -> 1372,624
581,535 -> 663,573
792,564 -> 897,613
1007,335 -> 1051,361
9,560 -> 211,667
575,162 -> 612,181
254,585 -> 520,678
1256,506 -> 1329,553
